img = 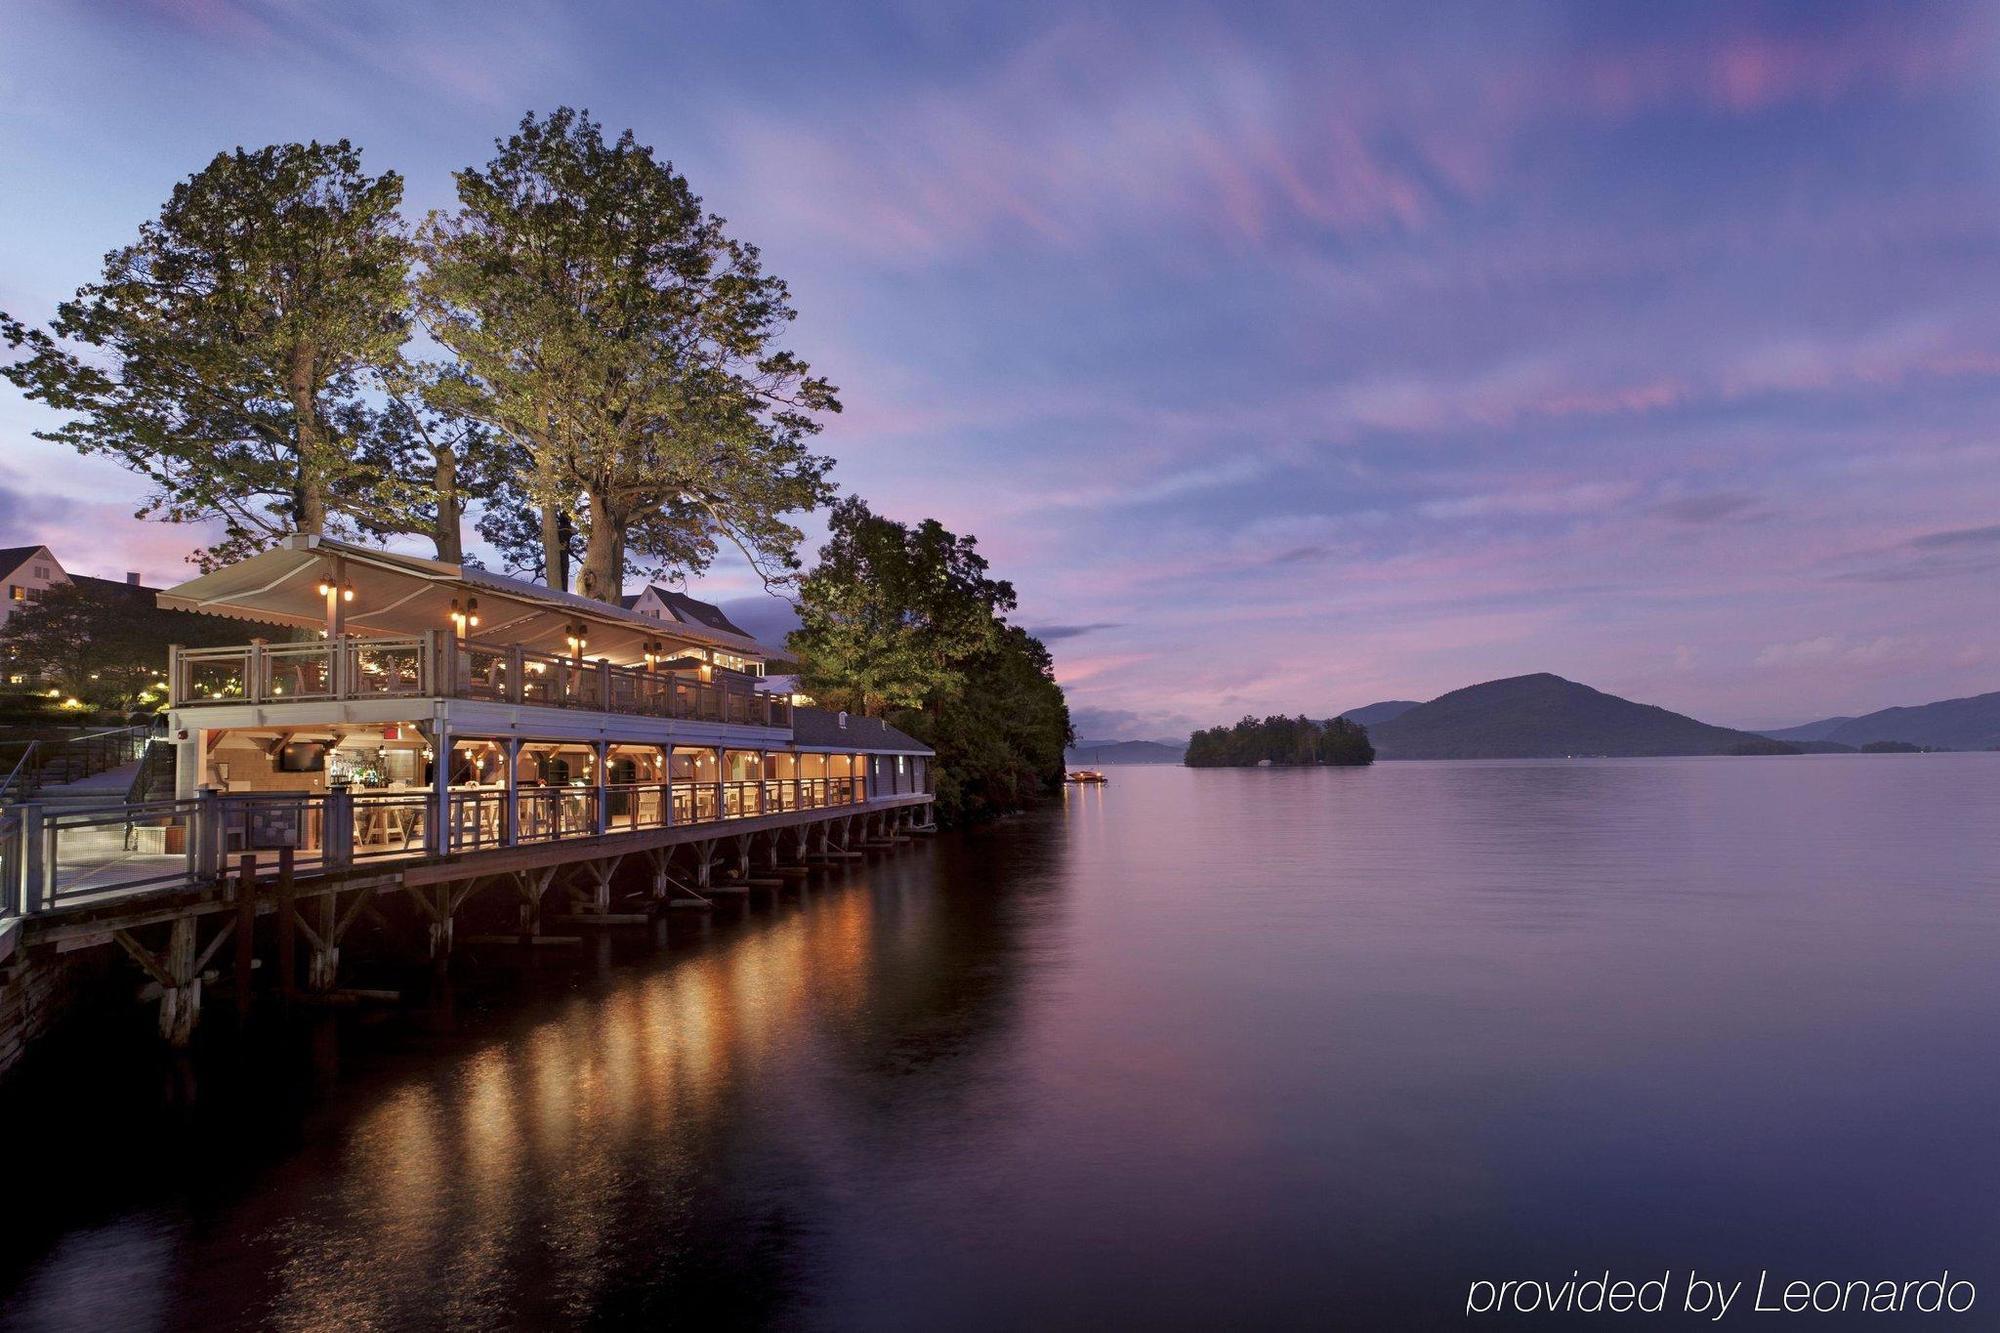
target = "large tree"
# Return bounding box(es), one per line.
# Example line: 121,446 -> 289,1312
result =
1,141 -> 418,567
416,107 -> 839,601
790,498 -> 1012,716
790,499 -> 1071,823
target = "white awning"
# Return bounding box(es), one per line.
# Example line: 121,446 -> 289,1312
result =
154,535 -> 795,669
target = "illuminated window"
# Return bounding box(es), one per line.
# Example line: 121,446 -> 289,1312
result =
7,586 -> 21,601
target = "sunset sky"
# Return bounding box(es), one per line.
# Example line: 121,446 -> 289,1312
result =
4,1 -> 1998,737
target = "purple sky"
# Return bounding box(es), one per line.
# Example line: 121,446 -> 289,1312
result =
4,1 -> 1999,737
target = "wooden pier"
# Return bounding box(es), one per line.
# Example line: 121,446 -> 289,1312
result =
0,789 -> 936,1069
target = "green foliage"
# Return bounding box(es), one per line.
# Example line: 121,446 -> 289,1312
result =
791,498 -> 1008,715
0,582 -> 243,709
1183,715 -> 1376,767
416,107 -> 839,601
1,141 -> 419,567
791,500 -> 1071,824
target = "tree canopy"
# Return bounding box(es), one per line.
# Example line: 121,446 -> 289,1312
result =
1183,715 -> 1376,767
1,141 -> 419,567
790,499 -> 1070,824
0,581 -> 243,710
416,107 -> 838,601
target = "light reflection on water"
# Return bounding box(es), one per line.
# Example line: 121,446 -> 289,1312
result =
3,756 -> 2000,1329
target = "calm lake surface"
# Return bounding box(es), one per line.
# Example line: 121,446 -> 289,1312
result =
4,756 -> 2000,1330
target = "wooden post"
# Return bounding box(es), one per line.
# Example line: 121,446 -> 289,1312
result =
503,737 -> 521,846
276,844 -> 296,1006
234,853 -> 256,1022
592,740 -> 609,837
430,884 -> 455,971
428,722 -> 451,856
309,892 -> 338,992
324,785 -> 354,869
160,915 -> 199,1047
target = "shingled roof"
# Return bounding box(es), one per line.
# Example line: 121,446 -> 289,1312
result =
791,706 -> 932,754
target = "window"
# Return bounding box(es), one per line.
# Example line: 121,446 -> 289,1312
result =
32,565 -> 49,579
7,585 -> 20,601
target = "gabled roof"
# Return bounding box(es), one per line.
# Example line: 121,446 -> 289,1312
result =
0,544 -> 54,577
623,584 -> 752,638
70,574 -> 154,600
656,588 -> 749,637
791,706 -> 932,754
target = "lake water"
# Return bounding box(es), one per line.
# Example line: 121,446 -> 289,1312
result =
3,756 -> 1999,1330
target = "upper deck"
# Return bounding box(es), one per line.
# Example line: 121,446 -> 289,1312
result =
170,632 -> 794,730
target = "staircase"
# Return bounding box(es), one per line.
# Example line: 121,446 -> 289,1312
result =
126,740 -> 177,804
0,728 -> 151,804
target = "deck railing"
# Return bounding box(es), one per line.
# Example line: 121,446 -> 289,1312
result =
5,775 -> 880,917
170,631 -> 791,729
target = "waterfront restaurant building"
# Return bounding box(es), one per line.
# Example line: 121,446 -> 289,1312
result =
155,535 -> 932,857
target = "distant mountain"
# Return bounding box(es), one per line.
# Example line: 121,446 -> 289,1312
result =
1368,673 -> 1790,759
1065,739 -> 1188,765
1758,716 -> 1858,743
1339,700 -> 1421,727
1757,690 -> 2000,751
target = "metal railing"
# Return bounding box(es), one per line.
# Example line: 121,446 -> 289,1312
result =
0,725 -> 151,802
171,631 -> 791,729
5,773 -> 884,918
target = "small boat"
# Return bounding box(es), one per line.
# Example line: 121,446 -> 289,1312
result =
1065,769 -> 1108,784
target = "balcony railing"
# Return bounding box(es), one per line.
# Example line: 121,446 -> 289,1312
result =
6,775 -> 879,916
170,631 -> 791,729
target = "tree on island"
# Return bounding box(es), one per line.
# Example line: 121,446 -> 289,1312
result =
790,499 -> 1071,823
1,141 -> 431,568
1184,714 -> 1376,767
416,107 -> 839,600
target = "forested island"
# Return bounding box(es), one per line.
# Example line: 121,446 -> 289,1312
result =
1183,715 -> 1375,767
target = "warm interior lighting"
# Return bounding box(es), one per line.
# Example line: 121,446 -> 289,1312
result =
449,596 -> 481,633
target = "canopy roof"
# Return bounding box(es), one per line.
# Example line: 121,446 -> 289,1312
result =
155,535 -> 793,669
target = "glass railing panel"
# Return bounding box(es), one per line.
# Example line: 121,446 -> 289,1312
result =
260,643 -> 334,700
182,651 -> 251,702
351,639 -> 425,696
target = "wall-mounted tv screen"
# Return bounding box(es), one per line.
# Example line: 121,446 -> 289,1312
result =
277,741 -> 328,773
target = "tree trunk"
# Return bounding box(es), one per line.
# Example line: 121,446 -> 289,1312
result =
541,504 -> 571,592
290,350 -> 327,535
432,448 -> 462,562
294,478 -> 328,536
578,494 -> 624,604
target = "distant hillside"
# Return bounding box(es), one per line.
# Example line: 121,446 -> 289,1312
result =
1758,690 -> 2000,751
1065,739 -> 1188,766
1369,673 -> 1790,759
1758,716 -> 1857,743
1339,700 -> 1421,727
